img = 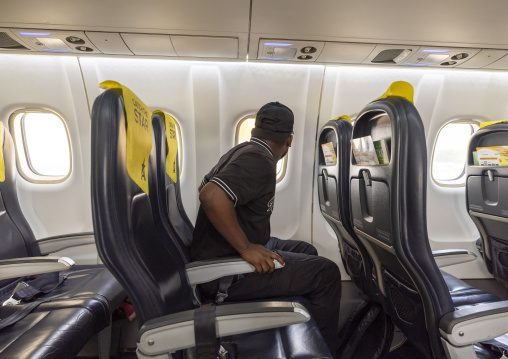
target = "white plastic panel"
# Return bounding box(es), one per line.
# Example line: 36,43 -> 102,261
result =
317,42 -> 375,64
171,36 -> 238,58
484,53 -> 508,70
0,54 -> 93,238
86,32 -> 132,55
121,34 -> 177,56
458,49 -> 508,69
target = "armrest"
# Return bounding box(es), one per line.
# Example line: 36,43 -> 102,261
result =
186,256 -> 283,286
138,301 -> 310,355
38,232 -> 95,255
439,300 -> 508,346
432,249 -> 476,268
0,256 -> 75,281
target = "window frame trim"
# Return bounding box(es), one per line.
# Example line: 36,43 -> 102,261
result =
430,118 -> 481,188
9,108 -> 72,184
235,114 -> 289,184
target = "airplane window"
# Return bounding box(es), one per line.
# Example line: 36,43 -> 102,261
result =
9,110 -> 71,183
431,120 -> 480,186
236,116 -> 288,183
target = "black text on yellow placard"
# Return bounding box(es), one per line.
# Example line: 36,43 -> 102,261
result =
153,110 -> 178,183
0,123 -> 5,183
99,81 -> 152,194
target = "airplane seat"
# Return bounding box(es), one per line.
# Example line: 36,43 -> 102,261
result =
317,116 -> 377,298
91,85 -> 333,358
0,123 -> 125,357
466,122 -> 508,284
349,82 -> 507,359
151,112 -> 193,262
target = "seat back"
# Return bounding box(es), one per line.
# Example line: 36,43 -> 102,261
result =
91,85 -> 195,325
349,82 -> 454,358
151,112 -> 194,262
317,117 -> 375,297
0,123 -> 41,289
466,122 -> 508,283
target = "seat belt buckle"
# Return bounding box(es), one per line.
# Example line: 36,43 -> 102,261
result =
2,282 -> 28,306
215,292 -> 228,304
218,345 -> 229,359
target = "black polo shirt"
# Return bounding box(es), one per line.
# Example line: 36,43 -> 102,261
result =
190,137 -> 277,261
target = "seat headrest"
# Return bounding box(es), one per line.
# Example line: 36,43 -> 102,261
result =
0,122 -> 5,183
152,110 -> 178,183
373,81 -> 414,104
480,119 -> 508,128
99,80 -> 152,195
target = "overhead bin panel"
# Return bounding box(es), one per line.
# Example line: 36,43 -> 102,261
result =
121,34 -> 177,57
401,47 -> 480,67
257,40 -> 325,62
9,29 -> 100,53
485,54 -> 508,70
85,32 -> 132,55
317,42 -> 376,64
170,36 -> 238,58
457,49 -> 508,68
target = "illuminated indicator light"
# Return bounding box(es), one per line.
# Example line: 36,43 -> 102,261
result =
404,63 -> 429,66
19,32 -> 52,36
264,43 -> 294,47
421,49 -> 450,53
260,57 -> 287,60
41,49 -> 72,53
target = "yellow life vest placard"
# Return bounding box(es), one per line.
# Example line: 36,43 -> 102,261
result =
0,123 -> 5,183
374,81 -> 414,104
153,110 -> 178,183
480,120 -> 508,128
99,81 -> 152,195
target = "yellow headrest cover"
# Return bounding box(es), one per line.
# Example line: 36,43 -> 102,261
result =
374,81 -> 414,104
99,80 -> 152,195
480,120 -> 508,128
153,110 -> 178,183
0,123 -> 5,183
326,115 -> 352,125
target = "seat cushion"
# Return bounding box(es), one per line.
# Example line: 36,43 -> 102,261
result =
441,271 -> 500,307
0,306 -> 100,359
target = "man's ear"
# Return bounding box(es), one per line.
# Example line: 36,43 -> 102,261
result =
286,134 -> 293,147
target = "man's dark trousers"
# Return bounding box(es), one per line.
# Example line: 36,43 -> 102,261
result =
199,237 -> 342,354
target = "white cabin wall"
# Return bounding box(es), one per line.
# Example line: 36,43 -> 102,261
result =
0,54 -> 92,238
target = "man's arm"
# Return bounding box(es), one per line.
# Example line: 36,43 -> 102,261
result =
199,182 -> 285,274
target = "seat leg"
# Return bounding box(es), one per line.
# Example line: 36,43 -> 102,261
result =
441,338 -> 476,359
98,323 -> 112,359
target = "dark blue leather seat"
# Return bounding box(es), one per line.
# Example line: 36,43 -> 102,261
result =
0,121 -> 125,358
90,88 -> 333,358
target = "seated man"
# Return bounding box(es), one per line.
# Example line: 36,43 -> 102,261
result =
190,102 -> 341,356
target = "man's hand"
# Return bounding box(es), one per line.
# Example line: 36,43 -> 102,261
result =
241,244 -> 285,274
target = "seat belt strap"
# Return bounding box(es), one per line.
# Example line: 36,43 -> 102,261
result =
0,300 -> 49,330
3,272 -> 66,306
194,305 -> 218,359
215,275 -> 235,304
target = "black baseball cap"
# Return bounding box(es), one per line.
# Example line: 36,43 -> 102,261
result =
252,102 -> 294,142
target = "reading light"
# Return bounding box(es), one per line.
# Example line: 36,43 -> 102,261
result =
264,43 -> 294,47
404,63 -> 429,66
421,49 -> 450,53
260,57 -> 287,60
19,32 -> 52,36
